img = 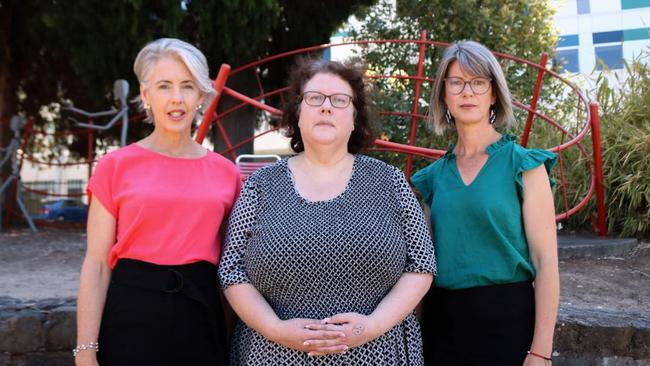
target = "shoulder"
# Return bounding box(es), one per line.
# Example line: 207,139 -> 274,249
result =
412,157 -> 445,181
355,154 -> 402,177
93,144 -> 142,169
205,150 -> 238,174
242,158 -> 288,186
509,141 -> 557,168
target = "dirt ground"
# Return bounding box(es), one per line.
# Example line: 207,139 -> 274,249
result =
0,227 -> 649,313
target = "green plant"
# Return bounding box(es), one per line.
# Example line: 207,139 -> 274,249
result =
545,55 -> 650,238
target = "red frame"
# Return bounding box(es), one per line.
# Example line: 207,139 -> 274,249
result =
194,32 -> 607,235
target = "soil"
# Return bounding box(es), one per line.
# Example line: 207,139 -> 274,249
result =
0,227 -> 649,313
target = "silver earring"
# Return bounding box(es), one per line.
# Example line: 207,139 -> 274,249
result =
196,104 -> 203,111
489,108 -> 496,124
445,109 -> 454,125
143,103 -> 151,111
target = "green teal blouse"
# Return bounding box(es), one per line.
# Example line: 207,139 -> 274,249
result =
411,135 -> 556,290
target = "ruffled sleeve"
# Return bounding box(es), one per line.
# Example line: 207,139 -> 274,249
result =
514,146 -> 557,197
410,164 -> 434,205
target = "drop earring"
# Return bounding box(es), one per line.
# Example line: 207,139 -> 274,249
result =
445,109 -> 454,125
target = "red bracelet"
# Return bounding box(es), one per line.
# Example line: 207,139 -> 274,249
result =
527,351 -> 552,361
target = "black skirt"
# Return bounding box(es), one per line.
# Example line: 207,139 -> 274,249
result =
421,281 -> 535,366
97,258 -> 228,366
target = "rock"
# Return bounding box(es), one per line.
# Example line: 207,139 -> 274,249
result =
7,351 -> 72,366
44,307 -> 76,351
0,311 -> 45,353
556,305 -> 650,359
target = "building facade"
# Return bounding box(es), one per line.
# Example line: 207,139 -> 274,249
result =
554,0 -> 650,73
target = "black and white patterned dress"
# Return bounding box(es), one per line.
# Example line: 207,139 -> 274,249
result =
219,155 -> 436,365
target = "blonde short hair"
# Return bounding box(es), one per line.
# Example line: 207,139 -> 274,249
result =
133,38 -> 215,122
430,40 -> 515,135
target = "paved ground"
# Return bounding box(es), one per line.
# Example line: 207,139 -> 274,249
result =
0,228 -> 648,313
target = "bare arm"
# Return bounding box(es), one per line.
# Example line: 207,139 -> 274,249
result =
522,166 -> 559,365
367,272 -> 432,335
75,199 -> 116,366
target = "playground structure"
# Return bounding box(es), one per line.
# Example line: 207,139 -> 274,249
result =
64,79 -> 131,147
194,31 -> 607,235
1,32 -> 607,235
0,116 -> 37,232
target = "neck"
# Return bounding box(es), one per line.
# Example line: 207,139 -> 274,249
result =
144,127 -> 197,155
454,122 -> 501,156
301,144 -> 350,167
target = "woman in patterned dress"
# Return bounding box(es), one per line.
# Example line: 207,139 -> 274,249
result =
218,58 -> 436,365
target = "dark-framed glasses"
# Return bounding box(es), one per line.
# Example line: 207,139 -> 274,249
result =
444,77 -> 492,95
301,91 -> 353,108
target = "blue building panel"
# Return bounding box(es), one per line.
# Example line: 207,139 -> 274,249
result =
558,34 -> 580,47
577,0 -> 590,14
593,31 -> 623,44
595,45 -> 623,70
555,49 -> 580,73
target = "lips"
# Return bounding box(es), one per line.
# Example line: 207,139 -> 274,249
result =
460,104 -> 477,108
315,120 -> 335,127
167,110 -> 186,121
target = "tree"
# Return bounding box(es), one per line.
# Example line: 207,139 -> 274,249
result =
0,0 -> 376,219
349,0 -> 558,169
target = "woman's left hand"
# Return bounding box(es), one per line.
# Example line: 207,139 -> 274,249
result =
303,312 -> 380,356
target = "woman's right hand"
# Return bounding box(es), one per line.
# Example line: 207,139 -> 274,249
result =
268,318 -> 348,356
74,351 -> 99,366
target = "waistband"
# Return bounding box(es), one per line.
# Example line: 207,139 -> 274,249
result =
111,258 -> 218,293
431,280 -> 533,296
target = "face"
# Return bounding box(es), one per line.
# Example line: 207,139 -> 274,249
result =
140,56 -> 204,134
444,61 -> 496,126
297,72 -> 355,150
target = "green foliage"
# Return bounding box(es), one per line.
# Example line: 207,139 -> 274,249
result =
1,0 -> 377,158
556,56 -> 650,238
349,0 -> 558,170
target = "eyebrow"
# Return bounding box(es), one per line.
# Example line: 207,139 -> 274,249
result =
154,79 -> 196,85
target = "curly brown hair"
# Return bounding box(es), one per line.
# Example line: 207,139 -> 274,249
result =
281,58 -> 375,153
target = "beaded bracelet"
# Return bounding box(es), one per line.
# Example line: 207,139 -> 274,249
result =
73,342 -> 99,357
527,350 -> 552,362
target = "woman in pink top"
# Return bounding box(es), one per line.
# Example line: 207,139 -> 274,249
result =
75,38 -> 239,366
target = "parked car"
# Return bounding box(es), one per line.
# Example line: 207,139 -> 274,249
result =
32,199 -> 88,222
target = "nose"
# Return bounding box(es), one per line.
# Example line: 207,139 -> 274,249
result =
171,86 -> 183,104
319,97 -> 333,114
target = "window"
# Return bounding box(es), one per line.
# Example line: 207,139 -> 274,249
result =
624,27 -> 650,41
595,45 -> 623,70
577,0 -> 590,14
558,34 -> 579,47
555,49 -> 580,73
622,0 -> 650,10
593,31 -> 623,44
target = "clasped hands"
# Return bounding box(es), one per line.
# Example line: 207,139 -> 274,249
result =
269,312 -> 379,357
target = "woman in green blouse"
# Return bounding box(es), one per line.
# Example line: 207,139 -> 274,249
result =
411,40 -> 559,366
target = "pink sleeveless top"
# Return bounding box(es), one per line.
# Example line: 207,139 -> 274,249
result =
87,144 -> 241,269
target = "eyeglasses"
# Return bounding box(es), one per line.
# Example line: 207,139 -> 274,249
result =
444,77 -> 492,95
301,91 -> 353,108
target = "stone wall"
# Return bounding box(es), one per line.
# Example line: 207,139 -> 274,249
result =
0,297 -> 648,365
0,298 -> 75,366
